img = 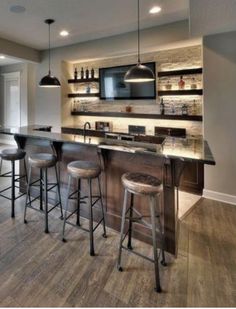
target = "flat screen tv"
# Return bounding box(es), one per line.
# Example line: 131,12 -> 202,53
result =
99,62 -> 156,100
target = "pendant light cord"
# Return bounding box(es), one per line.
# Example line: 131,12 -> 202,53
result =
48,22 -> 51,75
137,0 -> 140,64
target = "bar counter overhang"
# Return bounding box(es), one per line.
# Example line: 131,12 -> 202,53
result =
0,125 -> 215,255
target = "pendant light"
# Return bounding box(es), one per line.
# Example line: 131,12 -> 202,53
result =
124,0 -> 155,83
39,19 -> 61,88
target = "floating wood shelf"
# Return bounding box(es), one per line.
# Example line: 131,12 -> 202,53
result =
68,93 -> 100,98
158,68 -> 203,77
68,77 -> 99,84
158,89 -> 203,96
68,78 -> 99,83
71,111 -> 202,121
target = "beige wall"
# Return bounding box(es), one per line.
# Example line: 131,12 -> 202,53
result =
203,31 -> 236,199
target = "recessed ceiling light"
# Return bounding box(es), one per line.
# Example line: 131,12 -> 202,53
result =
149,6 -> 162,14
0,55 -> 6,59
60,30 -> 69,37
10,5 -> 26,13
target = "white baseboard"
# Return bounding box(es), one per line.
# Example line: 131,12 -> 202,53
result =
203,189 -> 236,206
0,138 -> 16,146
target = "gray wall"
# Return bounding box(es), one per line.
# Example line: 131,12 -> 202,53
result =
203,31 -> 236,197
0,62 -> 37,127
35,20 -> 189,130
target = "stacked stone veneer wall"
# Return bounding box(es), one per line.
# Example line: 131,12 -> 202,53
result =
64,45 -> 203,136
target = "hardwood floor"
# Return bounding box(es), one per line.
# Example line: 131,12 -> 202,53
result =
0,168 -> 236,306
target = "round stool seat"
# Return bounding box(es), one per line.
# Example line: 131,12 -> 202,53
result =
122,172 -> 163,195
68,160 -> 101,179
0,148 -> 26,161
29,153 -> 57,168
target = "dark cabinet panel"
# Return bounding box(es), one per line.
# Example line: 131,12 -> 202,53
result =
179,161 -> 204,194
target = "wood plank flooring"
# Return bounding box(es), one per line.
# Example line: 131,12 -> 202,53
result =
0,174 -> 236,306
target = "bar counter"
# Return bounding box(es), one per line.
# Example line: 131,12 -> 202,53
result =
0,125 -> 215,255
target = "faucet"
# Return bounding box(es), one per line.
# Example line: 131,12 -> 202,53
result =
83,122 -> 91,139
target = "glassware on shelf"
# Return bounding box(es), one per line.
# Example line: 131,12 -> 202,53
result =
192,100 -> 197,115
86,84 -> 91,94
178,75 -> 185,90
165,80 -> 172,90
191,77 -> 197,89
181,104 -> 188,115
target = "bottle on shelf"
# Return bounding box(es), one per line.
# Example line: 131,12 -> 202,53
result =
171,104 -> 175,114
85,67 -> 89,79
74,67 -> 78,80
80,67 -> 84,79
182,104 -> 188,115
191,77 -> 197,89
192,99 -> 197,115
72,100 -> 76,112
160,98 -> 165,115
91,68 -> 95,79
178,75 -> 185,90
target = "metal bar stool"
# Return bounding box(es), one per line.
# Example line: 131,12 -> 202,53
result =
62,160 -> 107,256
117,172 -> 166,293
24,153 -> 63,233
0,148 -> 27,218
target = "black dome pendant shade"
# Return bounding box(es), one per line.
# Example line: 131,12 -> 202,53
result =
39,19 -> 61,88
124,0 -> 155,83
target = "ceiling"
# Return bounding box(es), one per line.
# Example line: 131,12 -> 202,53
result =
0,0 -> 189,50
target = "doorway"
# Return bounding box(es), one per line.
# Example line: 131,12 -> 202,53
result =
3,72 -> 21,127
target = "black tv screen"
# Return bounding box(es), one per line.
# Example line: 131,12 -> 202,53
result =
99,62 -> 156,100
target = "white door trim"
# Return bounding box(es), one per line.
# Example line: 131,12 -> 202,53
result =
2,71 -> 21,127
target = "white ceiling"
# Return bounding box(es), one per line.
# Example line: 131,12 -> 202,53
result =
0,0 -> 189,50
190,0 -> 236,37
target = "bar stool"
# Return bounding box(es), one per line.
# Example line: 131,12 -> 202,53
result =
117,172 -> 166,293
62,160 -> 107,256
24,153 -> 63,233
0,148 -> 27,218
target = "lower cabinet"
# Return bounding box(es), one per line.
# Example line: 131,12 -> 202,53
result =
179,161 -> 204,195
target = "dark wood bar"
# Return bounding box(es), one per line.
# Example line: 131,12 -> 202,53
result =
0,126 -> 215,255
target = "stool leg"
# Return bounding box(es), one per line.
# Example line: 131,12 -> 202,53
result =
43,168 -> 49,234
88,179 -> 95,256
150,195 -> 162,293
11,161 -> 15,218
98,176 -> 107,238
24,165 -> 32,224
117,188 -> 128,272
76,179 -> 81,226
0,158 -> 2,175
40,169 -> 43,211
55,165 -> 63,220
62,175 -> 72,242
127,193 -> 134,250
157,193 -> 166,266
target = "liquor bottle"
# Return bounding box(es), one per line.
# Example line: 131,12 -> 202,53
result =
192,99 -> 197,115
80,67 -> 84,79
85,67 -> 89,79
178,75 -> 185,90
160,98 -> 165,115
74,67 -> 78,80
191,77 -> 197,89
91,68 -> 95,79
182,104 -> 188,115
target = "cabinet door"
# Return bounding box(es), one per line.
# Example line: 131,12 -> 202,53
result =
179,161 -> 204,195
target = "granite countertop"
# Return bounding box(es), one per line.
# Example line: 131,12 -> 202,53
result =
0,125 -> 215,165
